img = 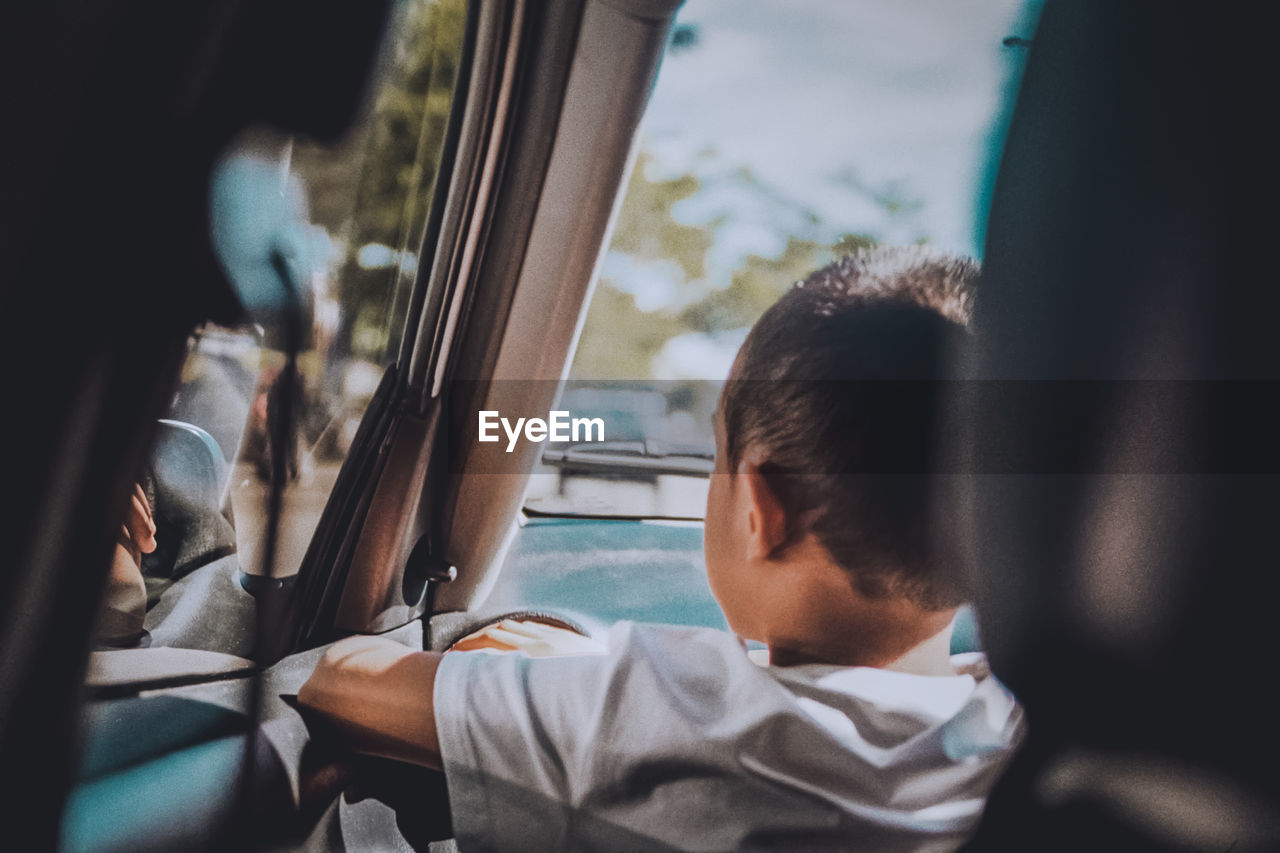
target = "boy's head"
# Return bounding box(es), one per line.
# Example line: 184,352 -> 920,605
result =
704,246 -> 978,664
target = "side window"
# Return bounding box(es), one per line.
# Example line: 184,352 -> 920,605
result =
92,0 -> 469,656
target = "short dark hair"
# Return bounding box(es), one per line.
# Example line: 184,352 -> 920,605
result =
722,246 -> 977,610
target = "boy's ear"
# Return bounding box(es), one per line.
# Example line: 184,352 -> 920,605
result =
738,452 -> 789,559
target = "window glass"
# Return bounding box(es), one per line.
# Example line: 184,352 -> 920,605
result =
92,0 -> 469,655
525,0 -> 1036,518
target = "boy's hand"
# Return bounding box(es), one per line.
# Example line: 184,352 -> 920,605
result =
298,636 -> 444,769
98,484 -> 157,645
117,483 -> 158,565
450,619 -> 606,657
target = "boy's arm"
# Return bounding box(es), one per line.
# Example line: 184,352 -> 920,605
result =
296,622 -> 600,770
298,636 -> 445,770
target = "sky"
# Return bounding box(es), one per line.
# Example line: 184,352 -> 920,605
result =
608,0 -> 1034,313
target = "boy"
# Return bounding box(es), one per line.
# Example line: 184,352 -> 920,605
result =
298,246 -> 1024,850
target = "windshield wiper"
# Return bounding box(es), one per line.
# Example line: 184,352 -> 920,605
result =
540,440 -> 713,478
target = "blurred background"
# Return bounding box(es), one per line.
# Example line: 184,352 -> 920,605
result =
169,0 -> 1037,574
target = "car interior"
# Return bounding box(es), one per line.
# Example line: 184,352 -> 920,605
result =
2,0 -> 1278,850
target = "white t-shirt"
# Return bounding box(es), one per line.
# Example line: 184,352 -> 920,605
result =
434,621 -> 1024,852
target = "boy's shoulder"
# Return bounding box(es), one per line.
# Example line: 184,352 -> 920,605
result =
437,619 -> 1021,851
599,620 -> 772,681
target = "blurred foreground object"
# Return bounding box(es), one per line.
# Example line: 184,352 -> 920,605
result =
960,1 -> 1280,850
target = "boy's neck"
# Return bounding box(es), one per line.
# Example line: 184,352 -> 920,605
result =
743,541 -> 958,671
767,617 -> 954,673
761,568 -> 958,670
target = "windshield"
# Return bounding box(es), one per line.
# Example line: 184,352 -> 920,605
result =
524,0 -> 1037,518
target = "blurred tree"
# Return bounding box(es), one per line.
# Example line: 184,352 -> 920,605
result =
572,283 -> 684,380
607,151 -> 716,283
572,152 -> 716,380
290,0 -> 468,367
679,235 -> 871,335
572,149 -> 881,381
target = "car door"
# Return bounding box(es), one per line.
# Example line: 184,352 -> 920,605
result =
0,0 -> 678,849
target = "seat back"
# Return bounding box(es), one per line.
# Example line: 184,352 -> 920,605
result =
143,419 -> 237,583
961,1 -> 1280,849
